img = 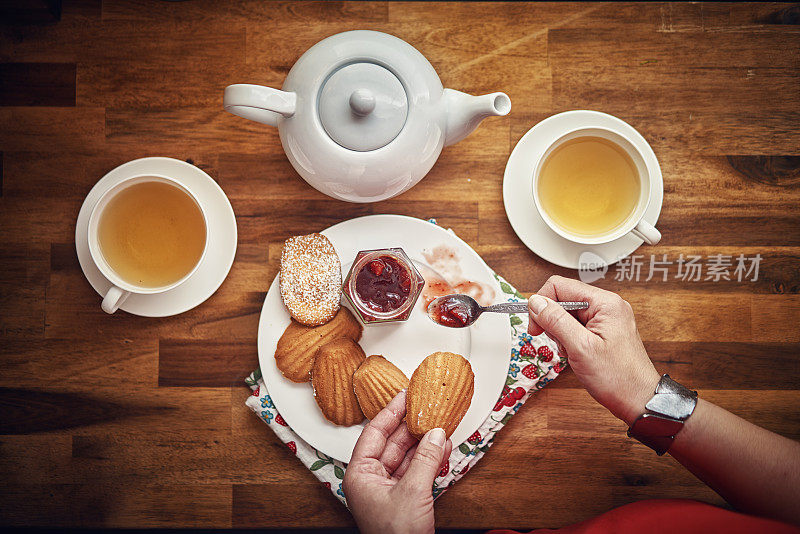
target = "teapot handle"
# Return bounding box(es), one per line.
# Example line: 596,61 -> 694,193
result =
223,84 -> 296,127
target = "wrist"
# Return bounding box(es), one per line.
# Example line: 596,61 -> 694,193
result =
617,369 -> 661,426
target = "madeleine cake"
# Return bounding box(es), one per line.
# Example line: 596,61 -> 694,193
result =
311,338 -> 366,426
274,307 -> 362,383
353,355 -> 410,420
279,233 -> 342,326
406,351 -> 474,440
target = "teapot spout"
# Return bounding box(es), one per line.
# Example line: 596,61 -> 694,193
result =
442,89 -> 511,146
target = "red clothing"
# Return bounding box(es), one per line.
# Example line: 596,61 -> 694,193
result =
488,499 -> 800,534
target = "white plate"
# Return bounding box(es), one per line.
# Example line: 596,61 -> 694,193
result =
503,110 -> 663,269
257,215 -> 512,463
75,157 -> 237,317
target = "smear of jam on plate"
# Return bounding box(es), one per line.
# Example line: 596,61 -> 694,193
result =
355,255 -> 412,313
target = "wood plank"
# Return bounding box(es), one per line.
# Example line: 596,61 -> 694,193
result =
549,29 -> 800,69
748,3 -> 800,26
77,61 -> 261,109
0,0 -> 62,25
0,386 -> 232,436
0,242 -> 49,285
104,108 -> 277,154
0,286 -> 45,339
687,342 -> 800,389
75,20 -> 247,108
0,434 -> 73,484
751,295 -> 800,342
233,482 -> 355,528
0,339 -> 158,387
103,0 -> 388,24
665,2 -> 800,31
0,198 -> 84,244
727,155 -> 800,187
0,15 -> 101,63
244,21 -> 548,68
552,65 -> 799,127
0,243 -> 49,339
0,150 -> 219,198
389,2 -> 658,32
547,70 -> 800,155
0,107 -> 104,152
67,430 -> 358,486
0,483 -> 232,528
610,292 -> 750,342
0,63 -> 76,107
158,340 -> 256,387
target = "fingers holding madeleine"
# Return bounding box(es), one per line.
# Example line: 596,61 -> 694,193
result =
406,352 -> 474,440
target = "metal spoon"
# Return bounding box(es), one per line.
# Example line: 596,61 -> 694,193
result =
427,294 -> 589,328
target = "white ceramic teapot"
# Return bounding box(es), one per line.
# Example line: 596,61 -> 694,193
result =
223,30 -> 511,203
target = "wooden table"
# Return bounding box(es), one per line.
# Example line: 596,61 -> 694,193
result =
1,1 -> 798,530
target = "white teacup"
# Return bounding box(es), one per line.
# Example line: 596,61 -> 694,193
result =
532,126 -> 661,246
87,174 -> 209,314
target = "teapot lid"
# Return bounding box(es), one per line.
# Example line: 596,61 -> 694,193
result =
318,62 -> 408,152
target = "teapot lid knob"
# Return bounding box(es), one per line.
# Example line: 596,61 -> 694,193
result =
318,62 -> 408,152
349,89 -> 376,116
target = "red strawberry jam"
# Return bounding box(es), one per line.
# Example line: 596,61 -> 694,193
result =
355,255 -> 413,313
428,295 -> 475,328
343,248 -> 425,324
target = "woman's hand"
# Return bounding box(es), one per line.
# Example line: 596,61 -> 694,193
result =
343,390 -> 452,534
528,275 -> 660,425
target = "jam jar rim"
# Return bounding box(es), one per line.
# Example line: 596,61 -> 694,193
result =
345,247 -> 424,321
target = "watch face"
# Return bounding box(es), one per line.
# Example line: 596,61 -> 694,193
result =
631,413 -> 684,438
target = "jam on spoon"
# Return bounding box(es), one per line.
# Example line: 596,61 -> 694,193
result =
428,294 -> 590,328
427,294 -> 476,327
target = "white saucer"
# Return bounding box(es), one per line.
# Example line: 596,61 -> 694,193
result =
503,110 -> 663,269
75,157 -> 238,317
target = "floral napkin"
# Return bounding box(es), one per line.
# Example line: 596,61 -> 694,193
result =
245,226 -> 568,506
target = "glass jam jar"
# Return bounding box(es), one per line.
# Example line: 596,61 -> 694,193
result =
343,248 -> 425,324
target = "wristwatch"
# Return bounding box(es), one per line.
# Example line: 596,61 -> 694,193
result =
627,374 -> 698,455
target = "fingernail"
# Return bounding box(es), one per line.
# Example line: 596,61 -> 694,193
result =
428,427 -> 446,447
529,294 -> 547,314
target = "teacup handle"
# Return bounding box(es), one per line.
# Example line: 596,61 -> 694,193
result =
102,285 -> 130,314
631,220 -> 661,245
